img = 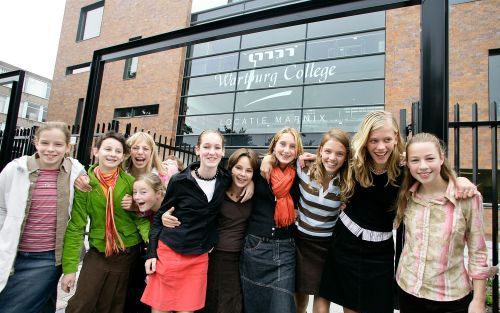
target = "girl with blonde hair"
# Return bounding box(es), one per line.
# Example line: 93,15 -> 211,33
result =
124,132 -> 169,184
319,111 -> 477,313
240,127 -> 303,313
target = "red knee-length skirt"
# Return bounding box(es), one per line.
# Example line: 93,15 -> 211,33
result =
141,241 -> 209,311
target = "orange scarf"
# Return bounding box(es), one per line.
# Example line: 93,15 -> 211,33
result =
94,167 -> 125,256
270,166 -> 296,227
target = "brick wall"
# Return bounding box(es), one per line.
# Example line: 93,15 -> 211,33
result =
48,0 -> 192,138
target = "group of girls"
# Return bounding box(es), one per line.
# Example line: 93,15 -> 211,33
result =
0,111 -> 497,313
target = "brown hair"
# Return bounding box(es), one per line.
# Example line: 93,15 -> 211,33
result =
309,129 -> 350,202
34,121 -> 71,145
197,129 -> 225,148
134,173 -> 166,197
267,127 -> 304,168
227,148 -> 259,173
394,133 -> 457,227
95,131 -> 129,155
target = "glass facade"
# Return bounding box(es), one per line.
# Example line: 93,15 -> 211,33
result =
177,11 -> 386,147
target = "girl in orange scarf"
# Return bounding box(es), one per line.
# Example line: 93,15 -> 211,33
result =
240,127 -> 304,313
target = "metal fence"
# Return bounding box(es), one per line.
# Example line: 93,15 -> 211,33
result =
0,120 -> 198,166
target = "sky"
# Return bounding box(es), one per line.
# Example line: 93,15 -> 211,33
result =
0,0 -> 227,80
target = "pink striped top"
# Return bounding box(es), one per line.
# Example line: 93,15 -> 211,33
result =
18,169 -> 59,252
396,181 -> 491,301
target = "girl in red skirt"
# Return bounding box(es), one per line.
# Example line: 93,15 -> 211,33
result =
142,129 -> 231,313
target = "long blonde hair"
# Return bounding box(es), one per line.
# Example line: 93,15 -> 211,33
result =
267,127 -> 304,168
123,132 -> 166,177
309,129 -> 350,202
344,111 -> 404,199
394,133 -> 457,227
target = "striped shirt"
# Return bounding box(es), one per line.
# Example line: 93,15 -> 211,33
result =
396,181 -> 491,301
296,162 -> 342,237
18,169 -> 59,252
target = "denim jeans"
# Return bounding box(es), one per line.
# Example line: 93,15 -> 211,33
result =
0,250 -> 62,313
240,234 -> 296,313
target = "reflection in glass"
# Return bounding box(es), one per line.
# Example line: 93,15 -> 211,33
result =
304,55 -> 384,84
190,37 -> 241,58
301,106 -> 383,133
236,64 -> 305,90
239,43 -> 305,69
303,80 -> 384,108
180,114 -> 233,135
241,25 -> 306,49
306,31 -> 385,61
307,11 -> 385,38
186,73 -> 237,95
233,110 -> 301,134
189,53 -> 239,76
235,87 -> 302,112
183,93 -> 235,115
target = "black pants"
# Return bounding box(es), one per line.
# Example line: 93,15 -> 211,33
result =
399,286 -> 473,313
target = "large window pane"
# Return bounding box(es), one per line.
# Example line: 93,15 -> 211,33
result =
306,31 -> 385,61
301,106 -> 384,133
239,43 -> 305,69
183,93 -> 235,115
241,25 -> 306,49
186,73 -> 237,95
81,5 -> 104,40
190,37 -> 241,58
236,64 -> 305,90
304,55 -> 384,84
307,12 -> 385,38
235,87 -> 302,112
24,77 -> 50,99
233,110 -> 302,134
304,80 -> 384,108
189,53 -> 239,76
180,114 -> 233,135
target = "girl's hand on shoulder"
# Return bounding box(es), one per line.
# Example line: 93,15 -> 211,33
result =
260,154 -> 275,183
240,180 -> 254,203
298,152 -> 316,169
468,298 -> 486,313
145,258 -> 157,274
74,174 -> 91,192
162,207 -> 180,228
455,177 -> 478,199
61,273 -> 76,293
121,194 -> 134,211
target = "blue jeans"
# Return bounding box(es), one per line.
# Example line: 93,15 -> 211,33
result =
0,250 -> 62,313
240,234 -> 296,313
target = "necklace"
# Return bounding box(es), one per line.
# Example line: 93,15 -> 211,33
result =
326,172 -> 336,178
369,166 -> 387,175
194,167 -> 217,181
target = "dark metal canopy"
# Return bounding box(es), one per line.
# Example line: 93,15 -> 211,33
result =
78,0 -> 447,166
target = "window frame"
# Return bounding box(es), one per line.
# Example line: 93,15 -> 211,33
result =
76,1 -> 105,42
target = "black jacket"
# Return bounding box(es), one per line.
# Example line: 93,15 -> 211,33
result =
147,162 -> 231,257
245,168 -> 299,239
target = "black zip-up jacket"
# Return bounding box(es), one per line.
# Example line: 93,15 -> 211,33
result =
146,162 -> 231,257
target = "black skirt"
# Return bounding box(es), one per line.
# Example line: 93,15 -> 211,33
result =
319,221 -> 395,313
295,231 -> 331,295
